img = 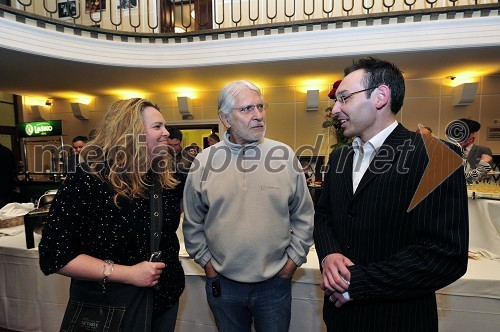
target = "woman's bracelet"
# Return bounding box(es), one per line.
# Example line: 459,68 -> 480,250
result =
101,260 -> 114,293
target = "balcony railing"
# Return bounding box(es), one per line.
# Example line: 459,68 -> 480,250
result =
4,0 -> 499,35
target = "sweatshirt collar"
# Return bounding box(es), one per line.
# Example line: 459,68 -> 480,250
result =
224,131 -> 262,153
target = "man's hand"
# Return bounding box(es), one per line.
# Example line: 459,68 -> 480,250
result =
321,253 -> 354,293
320,253 -> 354,308
324,289 -> 351,308
203,260 -> 217,278
276,258 -> 297,279
479,153 -> 493,164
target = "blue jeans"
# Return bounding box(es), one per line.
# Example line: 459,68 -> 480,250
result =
205,274 -> 292,332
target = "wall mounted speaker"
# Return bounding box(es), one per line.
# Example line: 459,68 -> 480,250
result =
70,103 -> 89,120
452,82 -> 478,106
306,90 -> 319,112
30,105 -> 46,121
177,96 -> 193,119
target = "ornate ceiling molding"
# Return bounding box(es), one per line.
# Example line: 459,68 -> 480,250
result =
0,7 -> 499,68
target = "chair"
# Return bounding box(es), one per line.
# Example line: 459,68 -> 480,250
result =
24,191 -> 57,249
36,192 -> 56,209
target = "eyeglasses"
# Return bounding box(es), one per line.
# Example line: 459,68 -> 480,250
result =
335,87 -> 378,104
233,103 -> 268,114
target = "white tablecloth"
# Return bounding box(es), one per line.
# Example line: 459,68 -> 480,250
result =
0,229 -> 324,332
0,229 -> 69,332
468,198 -> 500,258
1,220 -> 499,332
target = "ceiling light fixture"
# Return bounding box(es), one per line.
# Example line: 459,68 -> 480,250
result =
70,102 -> 90,120
452,82 -> 478,106
177,96 -> 193,120
24,96 -> 48,106
30,106 -> 46,121
306,90 -> 319,112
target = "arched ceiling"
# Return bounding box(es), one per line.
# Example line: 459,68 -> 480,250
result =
0,13 -> 499,99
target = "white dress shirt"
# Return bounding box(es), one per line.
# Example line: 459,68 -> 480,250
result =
352,121 -> 398,193
463,144 -> 473,158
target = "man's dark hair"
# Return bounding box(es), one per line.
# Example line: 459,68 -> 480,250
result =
458,118 -> 481,133
209,133 -> 220,142
167,127 -> 183,141
445,118 -> 481,143
72,136 -> 88,143
344,57 -> 405,114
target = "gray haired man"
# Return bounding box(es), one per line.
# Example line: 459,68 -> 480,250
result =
183,80 -> 314,331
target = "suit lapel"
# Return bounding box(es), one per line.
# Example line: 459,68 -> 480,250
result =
334,145 -> 355,200
352,124 -> 408,199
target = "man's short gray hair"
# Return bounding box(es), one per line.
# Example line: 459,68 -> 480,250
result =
218,80 -> 263,116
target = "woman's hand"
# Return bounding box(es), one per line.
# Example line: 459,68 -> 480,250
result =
127,261 -> 166,287
57,254 -> 165,287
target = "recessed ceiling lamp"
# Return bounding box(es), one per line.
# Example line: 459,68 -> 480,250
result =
24,96 -> 48,106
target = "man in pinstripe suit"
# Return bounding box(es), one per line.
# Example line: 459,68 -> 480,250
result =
314,57 -> 468,331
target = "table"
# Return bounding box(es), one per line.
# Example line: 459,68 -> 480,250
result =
0,228 -> 325,332
1,212 -> 500,331
468,197 -> 500,258
0,229 -> 69,332
436,258 -> 500,332
176,253 -> 500,332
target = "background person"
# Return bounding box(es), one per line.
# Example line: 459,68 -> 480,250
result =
446,118 -> 493,182
72,135 -> 87,155
300,159 -> 315,183
166,127 -> 183,157
66,135 -> 87,173
0,143 -> 16,208
314,57 -> 468,332
39,98 -> 185,331
207,133 -> 220,146
183,80 -> 314,332
456,118 -> 493,169
185,143 -> 200,158
166,127 -> 192,176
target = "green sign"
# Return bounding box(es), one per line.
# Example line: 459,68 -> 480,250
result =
17,120 -> 62,138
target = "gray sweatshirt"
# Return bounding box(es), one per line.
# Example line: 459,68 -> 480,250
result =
183,134 -> 314,282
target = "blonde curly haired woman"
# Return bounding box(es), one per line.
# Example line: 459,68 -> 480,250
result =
40,98 -> 184,331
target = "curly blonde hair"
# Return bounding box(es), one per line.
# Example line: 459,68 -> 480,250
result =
81,98 -> 178,205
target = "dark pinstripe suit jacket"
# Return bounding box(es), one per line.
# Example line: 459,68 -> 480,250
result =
314,124 -> 469,332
